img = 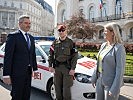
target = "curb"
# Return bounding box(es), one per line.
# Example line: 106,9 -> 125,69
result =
120,93 -> 133,100
123,76 -> 133,83
120,83 -> 133,100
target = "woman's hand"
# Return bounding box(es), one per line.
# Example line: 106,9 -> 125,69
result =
109,91 -> 112,96
92,83 -> 96,88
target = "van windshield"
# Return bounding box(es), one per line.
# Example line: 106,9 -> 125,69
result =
40,45 -> 51,56
40,45 -> 84,59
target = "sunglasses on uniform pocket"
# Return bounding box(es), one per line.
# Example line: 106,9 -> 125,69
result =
58,29 -> 65,32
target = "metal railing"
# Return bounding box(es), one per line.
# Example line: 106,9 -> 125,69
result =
90,13 -> 133,23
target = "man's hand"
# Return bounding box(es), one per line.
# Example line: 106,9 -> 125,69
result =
3,77 -> 11,85
49,67 -> 55,73
69,69 -> 75,76
33,71 -> 39,78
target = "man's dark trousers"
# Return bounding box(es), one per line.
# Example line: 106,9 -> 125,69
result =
11,67 -> 32,100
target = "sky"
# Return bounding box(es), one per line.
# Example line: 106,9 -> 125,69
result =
44,0 -> 56,14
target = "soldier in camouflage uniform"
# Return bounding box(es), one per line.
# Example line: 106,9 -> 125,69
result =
48,24 -> 78,100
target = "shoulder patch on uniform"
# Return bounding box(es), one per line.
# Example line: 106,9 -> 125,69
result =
55,39 -> 61,44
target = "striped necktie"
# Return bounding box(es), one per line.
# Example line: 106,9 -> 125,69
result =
25,33 -> 30,49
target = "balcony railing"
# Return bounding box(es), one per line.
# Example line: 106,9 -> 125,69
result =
79,0 -> 84,1
0,5 -> 17,10
90,13 -> 133,23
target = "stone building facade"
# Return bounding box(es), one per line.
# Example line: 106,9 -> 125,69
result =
55,0 -> 133,43
0,0 -> 54,37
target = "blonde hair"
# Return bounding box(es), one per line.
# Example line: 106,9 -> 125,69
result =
104,22 -> 123,43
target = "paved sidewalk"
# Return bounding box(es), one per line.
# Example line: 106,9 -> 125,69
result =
0,85 -> 11,100
0,82 -> 133,100
120,83 -> 133,100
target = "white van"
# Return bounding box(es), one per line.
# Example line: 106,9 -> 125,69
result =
0,41 -> 96,100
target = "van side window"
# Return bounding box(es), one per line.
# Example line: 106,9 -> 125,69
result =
1,47 -> 5,52
35,47 -> 43,57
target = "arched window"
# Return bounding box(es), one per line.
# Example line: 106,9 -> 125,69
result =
79,8 -> 83,13
99,29 -> 104,39
79,6 -> 84,14
61,9 -> 66,22
2,12 -> 8,27
118,25 -> 122,37
115,0 -> 122,17
100,3 -> 107,17
88,6 -> 94,21
129,27 -> 133,39
11,2 -> 14,7
20,3 -> 22,9
4,1 -> 7,6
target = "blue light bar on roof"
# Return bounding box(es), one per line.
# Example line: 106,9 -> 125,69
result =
34,36 -> 55,41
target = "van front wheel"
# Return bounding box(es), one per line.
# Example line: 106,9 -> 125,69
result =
48,81 -> 56,100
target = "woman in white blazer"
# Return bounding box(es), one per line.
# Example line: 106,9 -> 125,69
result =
91,22 -> 126,100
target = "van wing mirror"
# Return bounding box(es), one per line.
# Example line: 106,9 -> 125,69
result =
36,56 -> 46,63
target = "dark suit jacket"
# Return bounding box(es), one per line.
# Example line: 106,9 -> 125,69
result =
3,30 -> 37,77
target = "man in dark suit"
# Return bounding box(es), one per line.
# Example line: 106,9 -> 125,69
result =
3,15 -> 38,100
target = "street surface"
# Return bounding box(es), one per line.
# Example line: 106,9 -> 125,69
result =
0,80 -> 133,100
0,80 -> 52,100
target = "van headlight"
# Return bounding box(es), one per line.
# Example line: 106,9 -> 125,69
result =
74,73 -> 92,83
